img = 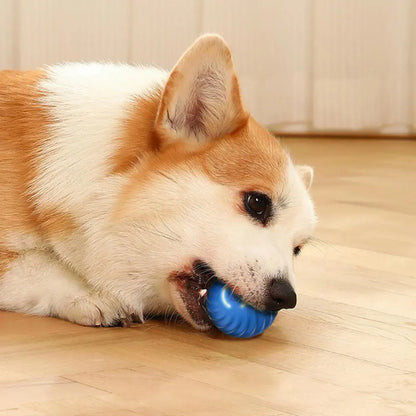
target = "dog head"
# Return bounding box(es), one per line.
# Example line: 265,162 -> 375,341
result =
114,35 -> 316,330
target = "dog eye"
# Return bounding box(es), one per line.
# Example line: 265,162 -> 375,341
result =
243,192 -> 272,225
293,246 -> 302,256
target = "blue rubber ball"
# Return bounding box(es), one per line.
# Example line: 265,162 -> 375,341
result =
206,280 -> 277,338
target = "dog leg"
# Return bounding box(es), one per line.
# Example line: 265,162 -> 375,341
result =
0,249 -> 124,326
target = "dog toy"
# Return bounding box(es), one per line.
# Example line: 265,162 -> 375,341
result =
206,280 -> 277,338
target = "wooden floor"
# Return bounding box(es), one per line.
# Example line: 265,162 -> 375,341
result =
1,138 -> 415,416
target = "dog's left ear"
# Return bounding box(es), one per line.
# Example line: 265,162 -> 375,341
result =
155,34 -> 249,144
297,165 -> 314,190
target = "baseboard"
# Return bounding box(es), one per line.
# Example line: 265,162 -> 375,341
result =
270,130 -> 416,140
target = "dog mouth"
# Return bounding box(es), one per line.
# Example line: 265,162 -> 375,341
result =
169,260 -> 217,330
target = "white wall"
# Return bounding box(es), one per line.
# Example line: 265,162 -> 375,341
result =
1,0 -> 415,136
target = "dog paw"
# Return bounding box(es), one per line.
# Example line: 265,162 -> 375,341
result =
63,295 -> 124,327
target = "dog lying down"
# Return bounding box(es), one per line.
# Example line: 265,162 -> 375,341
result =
0,34 -> 316,331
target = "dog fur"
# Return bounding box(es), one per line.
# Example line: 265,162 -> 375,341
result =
0,35 -> 316,330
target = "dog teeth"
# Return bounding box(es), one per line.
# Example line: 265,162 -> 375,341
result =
198,289 -> 207,297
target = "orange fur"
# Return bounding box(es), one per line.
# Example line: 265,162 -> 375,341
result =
0,70 -> 47,236
111,90 -> 162,175
155,69 -> 181,143
36,209 -> 77,237
229,74 -> 250,131
0,248 -> 19,276
115,114 -> 287,220
0,70 -> 77,242
203,117 -> 287,197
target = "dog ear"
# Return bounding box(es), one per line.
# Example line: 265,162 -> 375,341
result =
155,34 -> 249,144
297,165 -> 314,190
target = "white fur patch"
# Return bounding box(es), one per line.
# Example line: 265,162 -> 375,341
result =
34,63 -> 168,213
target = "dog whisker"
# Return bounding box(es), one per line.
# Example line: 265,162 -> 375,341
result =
156,170 -> 179,185
156,216 -> 181,241
133,223 -> 180,242
149,222 -> 179,242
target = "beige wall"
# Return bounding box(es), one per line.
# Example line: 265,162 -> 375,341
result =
1,0 -> 415,135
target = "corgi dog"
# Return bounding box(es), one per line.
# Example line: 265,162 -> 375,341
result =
0,35 -> 316,331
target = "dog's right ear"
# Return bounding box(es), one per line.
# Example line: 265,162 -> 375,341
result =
155,34 -> 249,145
297,165 -> 314,190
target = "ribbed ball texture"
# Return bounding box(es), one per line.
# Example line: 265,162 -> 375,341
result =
206,280 -> 277,338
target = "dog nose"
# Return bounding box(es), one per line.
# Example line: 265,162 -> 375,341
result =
266,278 -> 297,312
